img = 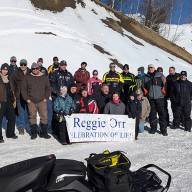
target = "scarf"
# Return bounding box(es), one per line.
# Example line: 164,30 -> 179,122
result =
0,74 -> 9,83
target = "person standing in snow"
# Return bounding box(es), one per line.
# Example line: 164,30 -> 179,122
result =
121,64 -> 136,103
104,92 -> 125,115
49,60 -> 74,100
74,62 -> 90,93
53,86 -> 75,145
9,56 -> 18,77
48,56 -> 59,75
0,63 -> 18,143
165,67 -> 180,127
172,71 -> 192,132
135,66 -> 146,91
37,58 -> 48,76
10,59 -> 30,135
103,63 -> 124,94
21,62 -> 51,140
87,69 -> 102,96
128,89 -> 151,140
144,64 -> 167,136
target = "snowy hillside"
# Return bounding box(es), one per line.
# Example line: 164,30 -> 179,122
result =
0,1 -> 192,192
161,24 -> 192,54
0,0 -> 191,78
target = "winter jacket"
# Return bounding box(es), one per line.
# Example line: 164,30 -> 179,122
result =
79,96 -> 99,114
49,69 -> 74,96
0,74 -> 15,103
140,97 -> 151,121
21,73 -> 51,103
166,73 -> 180,98
121,72 -> 136,97
69,92 -> 81,113
94,91 -> 111,114
87,77 -> 102,95
173,79 -> 192,106
127,100 -> 141,119
48,63 -> 59,75
40,66 -> 48,76
10,68 -> 30,99
135,73 -> 146,90
74,68 -> 90,92
144,71 -> 166,100
103,71 -> 124,93
9,64 -> 18,77
104,101 -> 125,115
53,94 -> 75,115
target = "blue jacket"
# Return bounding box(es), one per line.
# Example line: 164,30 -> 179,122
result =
53,94 -> 75,115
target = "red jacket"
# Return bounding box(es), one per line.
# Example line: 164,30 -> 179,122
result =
87,77 -> 102,95
74,68 -> 90,92
79,97 -> 99,114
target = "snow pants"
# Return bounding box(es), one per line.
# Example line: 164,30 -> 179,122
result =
149,98 -> 167,134
173,103 -> 191,131
0,102 -> 16,139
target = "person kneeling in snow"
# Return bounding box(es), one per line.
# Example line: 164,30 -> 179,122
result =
53,86 -> 75,145
79,86 -> 99,114
104,92 -> 125,115
128,89 -> 151,140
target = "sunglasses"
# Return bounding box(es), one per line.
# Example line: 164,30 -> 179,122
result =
11,60 -> 17,63
2,68 -> 8,71
32,67 -> 40,70
20,63 -> 27,66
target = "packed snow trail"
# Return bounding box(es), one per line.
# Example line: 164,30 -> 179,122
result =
0,127 -> 192,192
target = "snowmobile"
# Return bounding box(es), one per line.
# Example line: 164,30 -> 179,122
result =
0,154 -> 92,192
0,154 -> 171,192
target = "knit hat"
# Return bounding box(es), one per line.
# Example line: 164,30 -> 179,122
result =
123,64 -> 129,70
138,66 -> 144,74
70,82 -> 77,88
1,63 -> 9,70
180,71 -> 187,77
60,60 -> 67,65
148,64 -> 155,68
31,62 -> 40,69
80,85 -> 87,93
10,56 -> 17,62
20,59 -> 27,65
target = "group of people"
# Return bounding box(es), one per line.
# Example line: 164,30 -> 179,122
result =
0,56 -> 191,144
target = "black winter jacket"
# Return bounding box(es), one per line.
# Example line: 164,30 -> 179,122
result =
173,79 -> 192,106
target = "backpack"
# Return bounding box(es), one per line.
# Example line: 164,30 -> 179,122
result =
86,150 -> 132,192
86,151 -> 171,192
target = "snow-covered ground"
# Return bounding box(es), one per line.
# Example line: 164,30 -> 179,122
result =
0,1 -> 192,191
1,124 -> 192,192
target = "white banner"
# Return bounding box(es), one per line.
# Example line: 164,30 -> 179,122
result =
65,114 -> 135,142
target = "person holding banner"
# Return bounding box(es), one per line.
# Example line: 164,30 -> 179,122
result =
53,86 -> 75,145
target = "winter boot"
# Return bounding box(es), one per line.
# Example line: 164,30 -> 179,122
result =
30,124 -> 38,140
39,124 -> 51,139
